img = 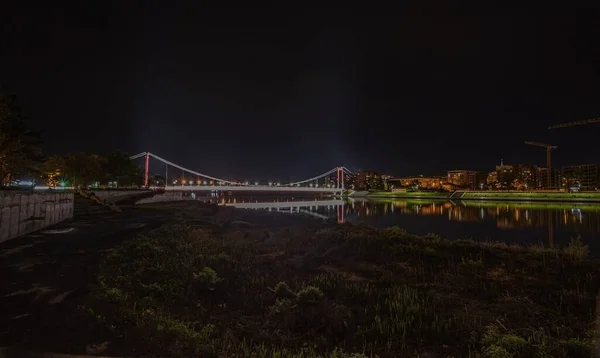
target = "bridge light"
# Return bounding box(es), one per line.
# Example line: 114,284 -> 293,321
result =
182,180 -> 187,185
203,180 -> 207,185
255,181 -> 258,186
173,180 -> 177,184
268,182 -> 272,186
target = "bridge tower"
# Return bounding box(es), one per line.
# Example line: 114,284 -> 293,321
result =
336,167 -> 345,191
144,152 -> 150,187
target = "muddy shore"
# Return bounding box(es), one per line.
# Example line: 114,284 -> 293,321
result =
1,199 -> 599,357
0,199 -> 331,356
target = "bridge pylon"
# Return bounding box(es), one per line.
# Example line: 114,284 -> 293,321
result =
144,152 -> 150,187
336,167 -> 345,191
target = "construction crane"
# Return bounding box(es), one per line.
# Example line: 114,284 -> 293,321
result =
548,117 -> 600,130
525,141 -> 558,188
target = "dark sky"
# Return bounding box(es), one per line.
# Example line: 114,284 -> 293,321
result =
2,3 -> 600,181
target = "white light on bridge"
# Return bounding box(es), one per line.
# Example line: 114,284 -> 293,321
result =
255,182 -> 258,186
268,182 -> 272,186
203,181 -> 207,185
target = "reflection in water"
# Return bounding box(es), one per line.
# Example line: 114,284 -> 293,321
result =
206,196 -> 600,250
347,199 -> 600,235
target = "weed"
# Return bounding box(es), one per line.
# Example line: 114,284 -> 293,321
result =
564,236 -> 589,261
297,286 -> 324,304
87,222 -> 600,357
193,266 -> 222,290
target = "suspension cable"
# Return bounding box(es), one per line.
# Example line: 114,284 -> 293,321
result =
130,151 -> 350,187
129,152 -> 147,160
284,167 -> 339,186
148,152 -> 240,185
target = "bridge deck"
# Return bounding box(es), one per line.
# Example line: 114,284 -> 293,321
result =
224,199 -> 343,209
165,185 -> 341,192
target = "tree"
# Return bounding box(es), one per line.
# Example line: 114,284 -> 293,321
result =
103,152 -> 142,187
42,151 -> 141,188
0,91 -> 42,186
41,155 -> 67,187
66,153 -> 104,188
42,152 -> 104,188
407,179 -> 420,191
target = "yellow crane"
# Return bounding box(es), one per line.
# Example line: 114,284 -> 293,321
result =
524,141 -> 558,188
548,117 -> 600,130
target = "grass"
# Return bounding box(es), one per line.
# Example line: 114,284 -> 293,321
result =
84,223 -> 600,357
368,191 -> 448,197
464,191 -> 600,199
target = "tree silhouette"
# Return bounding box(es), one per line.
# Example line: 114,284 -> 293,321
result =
0,91 -> 42,187
42,151 -> 142,188
103,152 -> 142,187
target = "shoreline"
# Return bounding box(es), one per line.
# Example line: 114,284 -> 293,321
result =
2,199 -> 599,357
360,191 -> 600,203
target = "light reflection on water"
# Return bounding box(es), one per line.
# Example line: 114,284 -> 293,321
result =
202,195 -> 600,251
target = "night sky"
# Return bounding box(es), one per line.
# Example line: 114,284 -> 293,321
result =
2,3 -> 600,181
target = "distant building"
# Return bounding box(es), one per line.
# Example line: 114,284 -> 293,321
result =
487,171 -> 498,187
492,163 -> 538,190
473,171 -> 488,190
354,171 -> 385,191
390,176 -> 445,190
495,164 -> 515,188
561,164 -> 599,191
536,167 -> 560,189
447,170 -> 475,189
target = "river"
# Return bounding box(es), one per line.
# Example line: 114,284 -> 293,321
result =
203,195 -> 600,252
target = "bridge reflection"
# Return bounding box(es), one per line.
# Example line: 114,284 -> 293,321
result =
223,199 -> 345,224
213,197 -> 600,248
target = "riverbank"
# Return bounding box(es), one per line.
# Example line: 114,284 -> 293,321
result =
82,202 -> 599,357
365,190 -> 600,203
1,199 -> 599,357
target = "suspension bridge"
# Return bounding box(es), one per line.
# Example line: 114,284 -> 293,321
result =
129,152 -> 353,193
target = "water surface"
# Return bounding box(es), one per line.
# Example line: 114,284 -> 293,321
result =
207,195 -> 600,252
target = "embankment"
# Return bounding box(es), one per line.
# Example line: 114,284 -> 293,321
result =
361,190 -> 600,203
0,191 -> 74,243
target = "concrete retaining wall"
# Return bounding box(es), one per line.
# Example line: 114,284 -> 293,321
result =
135,192 -> 185,205
0,191 -> 74,243
89,190 -> 151,201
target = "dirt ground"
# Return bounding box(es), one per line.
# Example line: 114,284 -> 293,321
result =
0,198 -> 295,355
